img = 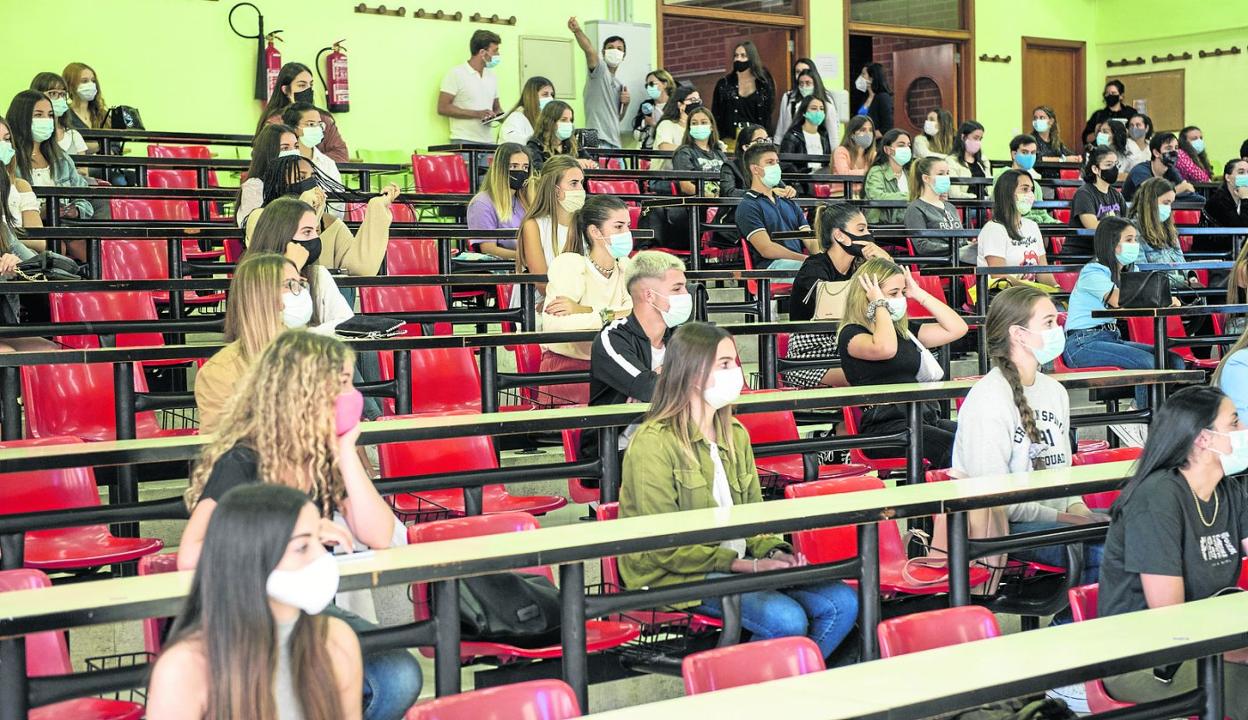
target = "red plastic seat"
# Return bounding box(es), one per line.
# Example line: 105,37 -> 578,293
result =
377,347 -> 482,415
0,569 -> 145,720
0,436 -> 163,570
359,284 -> 451,337
1055,185 -> 1077,201
1124,316 -> 1218,370
586,179 -> 640,197
876,605 -> 1000,658
100,238 -> 225,307
560,429 -> 598,505
406,679 -> 582,720
906,272 -> 947,318
407,513 -> 637,662
1068,584 -> 1134,711
49,291 -> 163,351
740,238 -> 793,298
841,406 -> 913,478
735,405 -> 868,488
681,636 -> 825,695
411,154 -> 470,194
786,477 -> 991,595
386,237 -> 488,302
378,419 -> 566,521
20,363 -> 189,442
138,553 -> 180,655
1071,447 -> 1141,509
1058,169 -> 1080,181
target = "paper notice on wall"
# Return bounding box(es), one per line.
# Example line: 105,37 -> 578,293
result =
1134,99 -> 1148,115
815,54 -> 839,88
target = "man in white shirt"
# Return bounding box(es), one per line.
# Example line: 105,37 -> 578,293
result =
568,16 -> 630,149
437,30 -> 503,144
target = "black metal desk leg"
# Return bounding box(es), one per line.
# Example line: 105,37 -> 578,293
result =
432,579 -> 461,697
1,367 -> 20,441
394,350 -> 412,415
0,637 -> 28,720
112,363 -> 139,539
1199,654 -> 1224,720
599,426 -> 621,505
478,346 -> 498,414
948,511 -> 970,607
857,523 -> 880,661
0,532 -> 23,571
560,563 -> 589,713
905,401 -> 925,486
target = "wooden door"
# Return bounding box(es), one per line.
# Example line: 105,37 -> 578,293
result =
1022,38 -> 1085,146
892,44 -> 958,138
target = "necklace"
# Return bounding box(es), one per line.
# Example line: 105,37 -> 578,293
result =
590,257 -> 615,277
1192,485 -> 1220,528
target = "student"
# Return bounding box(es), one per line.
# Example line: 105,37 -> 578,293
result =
774,61 -> 841,147
1123,132 -> 1200,202
838,258 -> 968,467
719,124 -> 798,201
1089,119 -> 1129,172
526,100 -> 595,172
1128,177 -> 1197,290
736,142 -> 813,271
62,63 -> 107,140
1065,146 -> 1127,255
1079,79 -> 1135,146
195,253 -> 305,433
147,484 -> 364,720
1031,105 -> 1073,162
831,116 -> 875,196
1097,385 -> 1248,717
786,202 -> 889,389
944,120 -> 988,199
235,123 -> 300,228
540,195 -> 634,405
1175,125 -> 1213,185
977,170 -> 1059,290
467,143 -> 530,260
515,155 -> 584,300
1227,240 -> 1248,337
862,129 -> 910,224
672,107 -> 728,196
1206,158 -> 1248,229
567,16 -> 629,149
177,331 -> 420,720
1215,326 -> 1248,419
653,86 -> 701,172
711,41 -> 775,138
258,63 -> 349,163
29,73 -> 87,158
991,134 -> 1059,224
5,90 -> 93,227
913,108 -> 954,159
0,118 -> 42,234
0,202 -> 55,353
1121,113 -> 1153,172
620,322 -> 858,659
633,69 -> 675,149
903,155 -> 965,260
853,63 -> 893,136
282,102 -> 343,203
437,30 -> 502,144
500,76 -> 555,145
779,94 -> 831,178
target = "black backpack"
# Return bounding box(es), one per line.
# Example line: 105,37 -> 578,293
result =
106,105 -> 144,130
456,572 -> 562,648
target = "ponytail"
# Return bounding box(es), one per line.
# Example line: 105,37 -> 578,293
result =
565,194 -> 627,256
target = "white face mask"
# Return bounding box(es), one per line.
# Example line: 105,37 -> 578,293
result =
855,75 -> 870,93
266,551 -> 340,616
558,188 -> 586,213
923,119 -> 938,136
886,297 -> 908,320
76,81 -> 98,102
653,291 -> 693,327
703,366 -> 744,410
603,48 -> 625,67
282,290 -> 314,328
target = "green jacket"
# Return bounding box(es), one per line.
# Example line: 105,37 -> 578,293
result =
990,166 -> 1060,225
618,419 -> 789,603
863,163 -> 908,225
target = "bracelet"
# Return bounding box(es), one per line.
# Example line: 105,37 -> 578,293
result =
865,298 -> 890,321
752,558 -> 758,573
765,548 -> 782,559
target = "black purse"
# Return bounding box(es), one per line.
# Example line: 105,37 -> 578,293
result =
457,572 -> 562,647
1118,271 -> 1172,308
14,252 -> 87,281
334,314 -> 405,339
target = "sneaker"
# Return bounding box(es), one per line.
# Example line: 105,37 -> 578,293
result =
1046,683 -> 1090,714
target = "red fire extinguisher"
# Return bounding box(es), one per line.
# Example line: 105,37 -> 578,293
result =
318,41 -> 349,113
264,31 -> 284,101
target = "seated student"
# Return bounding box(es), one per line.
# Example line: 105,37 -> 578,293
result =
62,62 -> 107,155
581,250 -> 690,462
903,155 -> 966,260
1031,105 -> 1074,162
786,202 -> 890,389
282,102 -> 344,218
1206,158 -> 1248,229
0,118 -> 43,237
1175,126 -> 1213,185
1089,119 -> 1130,173
736,142 -> 814,272
235,123 -> 300,228
1123,132 -> 1200,202
467,143 -> 530,260
540,195 -> 634,405
5,90 -> 93,228
720,124 -> 797,201
1226,241 -> 1248,337
147,484 -> 364,720
944,120 -> 988,199
195,253 -> 305,433
831,115 -> 875,195
977,170 -> 1059,291
259,62 -> 349,163
619,321 -> 858,659
29,73 -> 87,159
1065,146 -> 1127,255
1097,385 -> 1248,718
778,94 -> 831,184
653,86 -> 701,172
1128,177 -> 1199,290
177,331 -> 419,720
526,100 -> 596,172
516,155 -> 584,302
1216,327 -> 1248,419
633,69 -> 675,150
0,206 -> 56,354
862,129 -> 911,225
913,108 -> 955,159
992,134 -> 1059,225
500,76 -> 555,145
838,258 -> 968,467
672,106 -> 728,196
1121,113 -> 1153,172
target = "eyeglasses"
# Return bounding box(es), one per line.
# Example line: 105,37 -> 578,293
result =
44,91 -> 67,100
303,121 -> 327,130
283,278 -> 310,296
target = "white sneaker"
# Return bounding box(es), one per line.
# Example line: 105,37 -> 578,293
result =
1046,683 -> 1090,714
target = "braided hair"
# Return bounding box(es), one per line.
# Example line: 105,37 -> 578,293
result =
985,285 -> 1051,469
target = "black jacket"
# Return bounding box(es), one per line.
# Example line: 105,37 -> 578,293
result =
579,313 -> 671,460
1205,186 -> 1248,228
779,124 -> 831,174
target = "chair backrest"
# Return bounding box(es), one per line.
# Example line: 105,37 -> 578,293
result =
1071,447 -> 1142,466
137,553 -> 181,655
20,363 -> 160,441
145,169 -> 202,220
785,476 -> 907,565
681,636 -> 826,695
1068,583 -> 1099,623
406,679 -> 581,720
148,144 -> 211,159
378,419 -> 499,499
561,428 -> 598,504
0,436 -> 98,515
377,347 -> 482,415
49,291 -> 164,350
587,179 -> 640,196
907,273 -> 945,318
101,238 -> 170,281
411,154 -> 470,194
110,197 -> 196,223
877,605 -> 1001,658
1125,316 -> 1195,360
735,407 -> 799,445
1173,209 -> 1200,226
385,237 -> 440,275
359,284 -> 451,336
0,569 -> 73,676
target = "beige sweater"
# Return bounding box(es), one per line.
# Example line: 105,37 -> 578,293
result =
243,190 -> 393,277
541,253 -> 633,360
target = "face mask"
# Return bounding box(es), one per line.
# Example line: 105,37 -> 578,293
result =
733,59 -> 751,73
703,366 -> 744,410
604,48 -> 625,67
1016,194 -> 1035,214
1015,152 -> 1037,171
923,119 -> 938,136
299,125 -> 324,148
1208,429 -> 1248,476
855,76 -> 870,93
653,291 -> 693,327
31,118 -> 55,143
1115,241 -> 1140,266
645,84 -> 661,100
892,146 -> 912,166
689,125 -> 712,142
556,121 -> 574,141
1020,325 -> 1066,366
853,133 -> 873,149
508,168 -> 529,191
886,297 -> 908,321
335,388 -> 364,436
964,138 -> 982,155
1096,132 -> 1111,147
486,54 -> 502,69
684,100 -> 703,115
1157,202 -> 1172,223
836,229 -> 873,256
76,82 -> 98,102
538,95 -> 553,111
798,85 -> 814,98
606,230 -> 633,259
292,87 -> 314,104
278,148 -> 300,158
558,188 -> 586,213
292,236 -> 322,266
281,289 -> 314,328
0,141 -> 14,166
1129,126 -> 1148,140
760,164 -> 782,188
266,551 -> 340,616
1032,118 -> 1050,134
50,98 -> 69,118
932,175 -> 951,194
804,110 -> 826,127
1235,175 -> 1248,189
1098,166 -> 1120,185
1161,150 -> 1179,166
1190,138 -> 1206,154
291,177 -> 319,196
1104,94 -> 1120,107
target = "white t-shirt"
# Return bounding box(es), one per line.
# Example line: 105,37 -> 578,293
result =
439,62 -> 498,143
30,167 -> 53,187
499,110 -> 534,145
708,441 -> 747,559
976,218 -> 1045,272
6,185 -> 38,229
653,120 -> 685,170
57,129 -> 87,156
803,131 -> 823,170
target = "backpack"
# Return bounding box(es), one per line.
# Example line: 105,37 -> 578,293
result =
942,697 -> 1076,720
457,572 -> 562,648
106,105 -> 144,130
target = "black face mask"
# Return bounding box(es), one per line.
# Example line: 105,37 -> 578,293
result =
684,101 -> 703,115
1099,166 -> 1120,185
836,229 -> 873,256
1161,150 -> 1179,166
290,177 -> 318,195
508,169 -> 530,191
733,59 -> 750,73
293,87 -> 315,105
291,236 -> 322,267
1104,94 -> 1120,107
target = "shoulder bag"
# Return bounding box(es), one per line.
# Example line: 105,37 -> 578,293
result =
1118,270 -> 1171,308
801,279 -> 853,321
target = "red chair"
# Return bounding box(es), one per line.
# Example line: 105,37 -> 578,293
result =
1052,208 -> 1071,224
876,605 -> 1000,658
1055,185 -> 1077,201
109,196 -> 194,223
386,237 -> 488,303
138,553 -> 180,655
786,477 -> 990,596
841,406 -> 912,478
100,238 -> 226,307
906,272 -> 947,318
0,436 -> 163,570
1068,584 -> 1134,711
1071,447 -> 1141,510
411,154 -> 469,194
377,347 -> 482,415
560,429 -> 598,505
406,679 -> 581,720
359,284 -> 452,337
740,238 -> 794,298
145,169 -> 203,222
681,636 -> 825,695
735,406 -> 868,489
20,363 -> 188,442
0,569 -> 145,720
1124,316 -> 1218,370
407,513 -> 637,662
1058,169 -> 1081,181
377,421 -> 566,521
586,179 -> 640,196
49,291 -> 163,351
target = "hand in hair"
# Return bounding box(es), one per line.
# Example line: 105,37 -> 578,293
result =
859,273 -> 886,302
302,186 -> 327,216
379,183 -> 400,204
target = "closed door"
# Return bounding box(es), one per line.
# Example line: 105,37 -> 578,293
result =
891,44 -> 958,138
1022,38 -> 1085,146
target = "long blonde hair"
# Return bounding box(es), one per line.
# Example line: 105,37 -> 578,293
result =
186,331 -> 351,513
223,253 -> 290,362
638,322 -> 737,465
479,142 -> 530,225
840,257 -> 909,338
514,154 -> 580,272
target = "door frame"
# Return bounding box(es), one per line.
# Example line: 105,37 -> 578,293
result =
1020,36 -> 1086,134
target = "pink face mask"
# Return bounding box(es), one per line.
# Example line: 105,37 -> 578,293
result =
964,138 -> 982,155
334,388 -> 364,436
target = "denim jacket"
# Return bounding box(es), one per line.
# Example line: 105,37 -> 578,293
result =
18,152 -> 94,220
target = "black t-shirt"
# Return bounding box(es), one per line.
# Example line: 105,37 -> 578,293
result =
1065,183 -> 1127,254
1099,469 -> 1248,618
837,320 -> 924,387
790,253 -> 855,322
200,444 -> 334,516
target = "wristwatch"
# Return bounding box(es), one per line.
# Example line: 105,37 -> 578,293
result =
865,298 -> 891,321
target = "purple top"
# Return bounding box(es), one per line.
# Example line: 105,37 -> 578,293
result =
467,192 -> 524,249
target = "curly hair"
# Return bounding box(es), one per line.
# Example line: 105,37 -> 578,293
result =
186,330 -> 352,514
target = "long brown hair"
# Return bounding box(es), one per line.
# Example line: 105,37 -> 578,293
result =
927,108 -> 956,155
908,156 -> 945,202
680,106 -> 721,150
986,286 -> 1050,469
1127,177 -> 1178,250
506,76 -> 553,128
1033,105 -> 1067,153
245,197 -> 323,326
62,63 -> 108,127
224,253 -> 291,361
639,322 -> 737,465
532,100 -> 579,158
514,154 -> 580,272
1228,241 -> 1248,305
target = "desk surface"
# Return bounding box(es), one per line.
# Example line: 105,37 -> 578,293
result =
1093,303 -> 1248,318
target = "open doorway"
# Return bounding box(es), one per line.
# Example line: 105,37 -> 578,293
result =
848,33 -> 965,137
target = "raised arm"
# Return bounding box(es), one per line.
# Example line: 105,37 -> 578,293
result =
568,17 -> 599,70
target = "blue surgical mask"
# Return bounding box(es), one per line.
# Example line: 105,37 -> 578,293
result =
1115,241 -> 1140,266
797,85 -> 814,98
606,231 -> 633,259
539,96 -> 553,110
1015,152 -> 1036,171
1096,132 -> 1111,147
556,121 -> 574,140
689,125 -> 712,141
892,146 -> 912,166
761,164 -> 782,188
932,175 -> 951,194
1021,325 -> 1066,366
485,54 -> 502,69
0,141 -> 14,166
1208,429 -> 1248,476
804,110 -> 826,126
1157,202 -> 1172,223
1191,138 -> 1206,154
31,118 -> 55,143
299,125 -> 324,148
50,97 -> 69,117
886,297 -> 908,321
645,84 -> 661,100
1032,119 -> 1050,134
1235,175 -> 1248,188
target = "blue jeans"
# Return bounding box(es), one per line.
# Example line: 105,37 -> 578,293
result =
326,605 -> 423,720
1062,327 -> 1184,409
694,574 -> 858,658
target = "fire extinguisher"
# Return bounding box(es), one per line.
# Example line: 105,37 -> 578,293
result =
264,31 -> 284,101
318,41 -> 349,114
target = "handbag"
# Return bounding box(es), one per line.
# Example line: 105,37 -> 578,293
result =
902,504 -> 1010,596
1118,271 -> 1172,308
801,279 -> 852,321
13,251 -> 86,281
334,315 -> 406,339
457,572 -> 563,647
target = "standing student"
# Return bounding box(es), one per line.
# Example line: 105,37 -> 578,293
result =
1097,386 -> 1248,718
852,63 -> 893,136
652,86 -> 701,172
500,76 -> 555,145
862,129 -> 911,224
1080,79 -> 1135,146
1065,146 -> 1127,255
467,143 -> 530,260
1031,106 -> 1073,162
778,94 -> 832,189
711,41 -> 775,137
735,142 -> 813,271
515,155 -> 584,300
913,108 -> 955,159
944,120 -> 988,199
5,90 -> 93,230
774,60 -> 841,147
0,117 -> 42,235
672,107 -> 728,195
633,69 -> 675,149
436,30 -> 502,144
1122,113 -> 1153,172
993,134 -> 1059,224
62,62 -> 107,154
904,156 -> 965,260
235,123 -> 300,228
1175,126 -> 1213,184
1123,132 -> 1200,202
620,322 -> 859,659
147,484 -> 364,720
29,73 -> 87,158
838,258 -> 968,467
831,116 -> 876,197
568,16 -> 630,149
977,170 -> 1058,290
258,63 -> 349,163
526,100 -> 595,172
1128,177 -> 1197,290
